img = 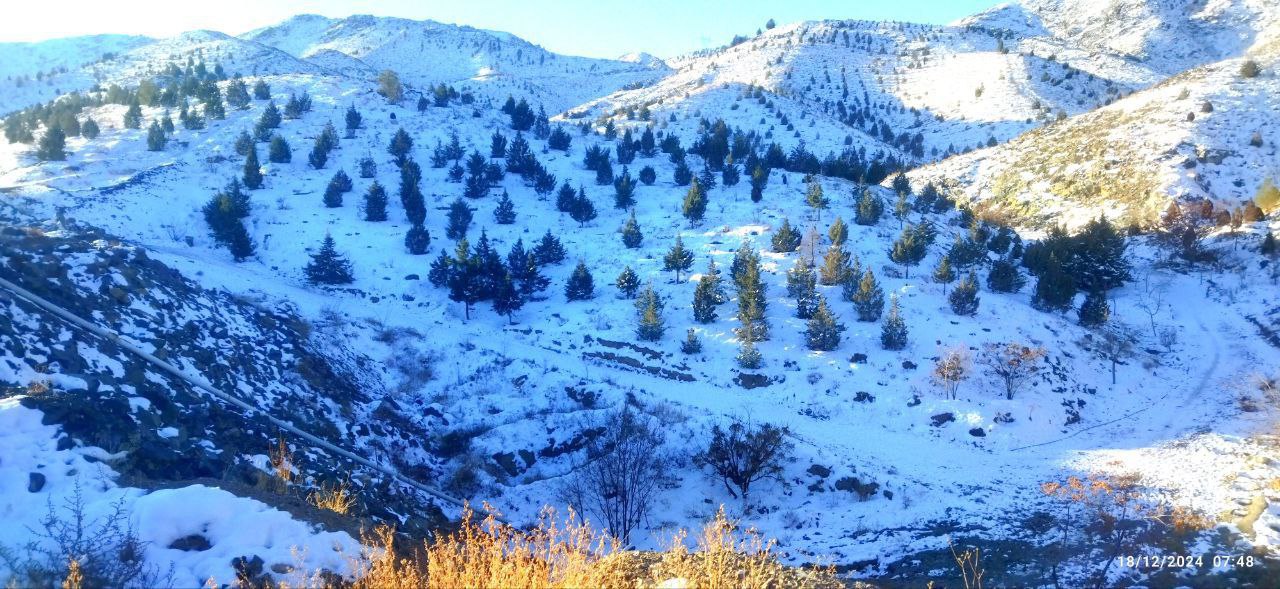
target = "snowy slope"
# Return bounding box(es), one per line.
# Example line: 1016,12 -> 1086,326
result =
243,15 -> 672,112
3,62 -> 1278,585
3,2 -> 1280,585
0,31 -> 330,115
908,53 -> 1280,228
0,34 -> 153,80
963,0 -> 1280,76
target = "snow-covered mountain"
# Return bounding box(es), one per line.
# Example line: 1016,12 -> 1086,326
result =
909,51 -> 1279,228
2,2 -> 1280,587
0,31 -> 326,114
0,34 -> 153,80
242,15 -> 672,112
964,0 -> 1280,77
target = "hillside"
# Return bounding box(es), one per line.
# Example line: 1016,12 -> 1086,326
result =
907,53 -> 1280,228
243,15 -> 671,112
963,0 -> 1280,77
2,2 -> 1280,587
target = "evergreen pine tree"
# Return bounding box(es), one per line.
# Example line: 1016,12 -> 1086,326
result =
429,249 -> 452,287
638,165 -> 656,185
569,188 -> 597,226
635,284 -> 665,341
893,190 -> 911,228
446,198 -> 472,240
405,224 -> 430,255
492,272 -> 523,323
737,336 -> 763,369
949,271 -> 981,315
682,178 -> 707,223
363,182 -> 388,222
1078,290 -> 1110,327
565,261 -> 595,301
880,295 -> 908,350
234,130 -> 253,156
1262,231 -> 1278,257
854,189 -> 883,225
771,219 -> 801,253
446,239 -> 483,320
986,258 -> 1026,293
388,128 -> 413,166
805,296 -> 844,351
850,270 -> 885,321
493,190 -> 517,224
750,165 -> 769,203
227,220 -> 255,262
36,124 -> 67,161
305,235 -> 354,285
805,181 -> 829,220
123,101 -> 142,129
704,258 -> 727,304
146,121 -> 167,151
933,255 -> 956,294
681,329 -> 703,355
268,134 -> 291,163
252,80 -> 271,100
242,144 -> 263,189
888,225 -> 927,278
734,251 -> 770,342
692,273 -> 720,323
698,163 -> 717,191
1066,216 -> 1131,292
532,231 -> 567,266
828,216 -> 848,246
787,257 -> 819,319
1032,254 -> 1076,312
673,160 -> 693,186
614,167 -> 635,209
616,266 -> 641,298
664,235 -> 695,282
323,182 -> 343,208
344,105 -> 362,136
81,118 -> 100,140
819,243 -> 853,286
722,163 -> 740,187
621,210 -> 643,248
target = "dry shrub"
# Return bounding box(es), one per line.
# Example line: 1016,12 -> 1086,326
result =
61,558 -> 82,589
269,436 -> 295,493
337,504 -> 839,589
645,506 -> 839,588
307,480 -> 355,516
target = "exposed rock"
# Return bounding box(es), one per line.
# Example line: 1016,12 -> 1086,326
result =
734,372 -> 771,389
931,412 -> 955,427
170,534 -> 212,551
27,472 -> 45,493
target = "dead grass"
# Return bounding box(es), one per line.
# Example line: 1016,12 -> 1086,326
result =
319,504 -> 841,589
269,436 -> 294,493
307,480 -> 355,516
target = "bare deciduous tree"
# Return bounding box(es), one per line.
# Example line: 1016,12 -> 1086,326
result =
932,347 -> 971,400
978,342 -> 1047,400
558,408 -> 670,544
694,421 -> 793,503
1096,327 -> 1135,385
1133,272 -> 1168,338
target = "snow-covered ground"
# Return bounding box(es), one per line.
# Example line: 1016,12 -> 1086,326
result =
3,2 -> 1280,586
0,398 -> 360,587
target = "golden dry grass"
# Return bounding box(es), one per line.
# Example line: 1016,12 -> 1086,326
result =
307,480 -> 355,516
321,504 -> 842,589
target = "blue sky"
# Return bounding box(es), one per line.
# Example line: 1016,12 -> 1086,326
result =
2,0 -> 1002,58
